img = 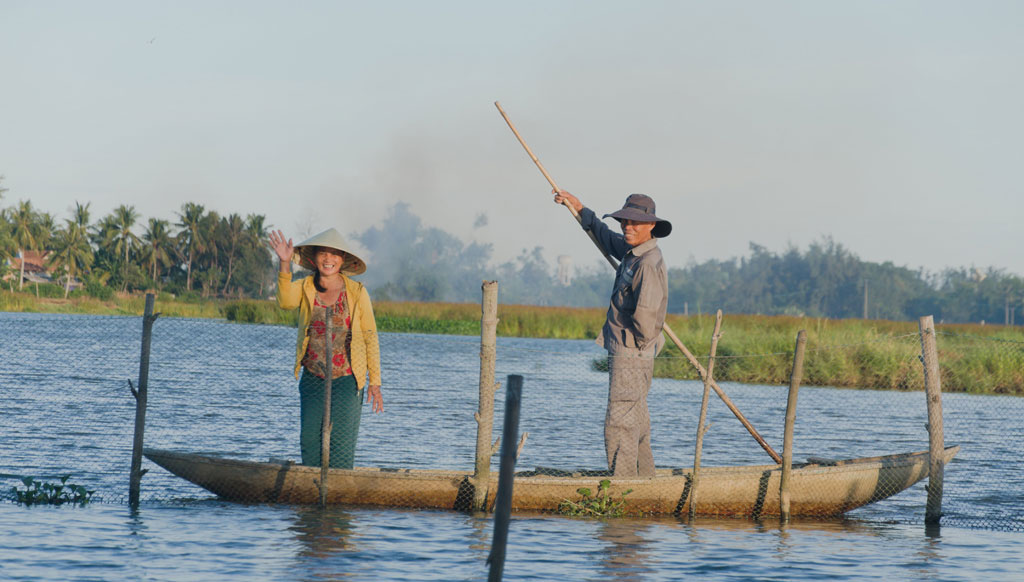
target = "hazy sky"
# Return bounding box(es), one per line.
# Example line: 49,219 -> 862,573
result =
2,1 -> 1022,278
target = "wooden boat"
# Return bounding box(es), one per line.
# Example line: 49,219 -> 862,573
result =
145,445 -> 958,518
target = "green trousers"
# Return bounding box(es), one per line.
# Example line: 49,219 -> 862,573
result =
298,370 -> 363,469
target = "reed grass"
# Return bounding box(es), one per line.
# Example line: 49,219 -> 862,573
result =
3,290 -> 1022,394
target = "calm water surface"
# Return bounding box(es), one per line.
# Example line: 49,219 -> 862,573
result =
1,312 -> 1022,581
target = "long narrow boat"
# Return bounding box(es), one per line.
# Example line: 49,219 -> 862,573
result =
144,445 -> 958,518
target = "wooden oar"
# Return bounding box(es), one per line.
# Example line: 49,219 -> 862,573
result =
495,101 -> 782,464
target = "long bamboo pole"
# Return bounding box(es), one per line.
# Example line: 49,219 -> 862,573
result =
495,101 -> 781,463
690,309 -> 722,519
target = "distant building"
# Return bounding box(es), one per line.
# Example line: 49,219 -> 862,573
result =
557,255 -> 572,286
7,251 -> 55,284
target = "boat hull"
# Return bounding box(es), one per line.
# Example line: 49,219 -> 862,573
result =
144,446 -> 958,518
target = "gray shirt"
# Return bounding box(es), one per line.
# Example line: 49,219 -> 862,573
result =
579,207 -> 669,355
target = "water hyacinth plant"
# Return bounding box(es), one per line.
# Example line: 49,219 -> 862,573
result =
10,475 -> 95,506
558,479 -> 633,518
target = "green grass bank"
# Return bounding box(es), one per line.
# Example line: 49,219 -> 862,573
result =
3,288 -> 1022,394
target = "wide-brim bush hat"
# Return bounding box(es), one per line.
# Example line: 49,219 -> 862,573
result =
293,228 -> 367,275
603,193 -> 672,238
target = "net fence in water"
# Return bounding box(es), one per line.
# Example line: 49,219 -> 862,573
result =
1,311 -> 1022,531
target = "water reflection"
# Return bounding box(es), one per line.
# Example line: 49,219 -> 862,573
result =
595,518 -> 657,581
466,511 -> 492,553
912,527 -> 943,580
289,506 -> 357,559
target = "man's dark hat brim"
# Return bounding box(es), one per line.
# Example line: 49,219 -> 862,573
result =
604,194 -> 672,238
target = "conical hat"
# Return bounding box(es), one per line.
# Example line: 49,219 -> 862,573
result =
293,228 -> 367,275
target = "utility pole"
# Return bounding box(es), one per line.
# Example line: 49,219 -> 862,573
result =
862,279 -> 869,320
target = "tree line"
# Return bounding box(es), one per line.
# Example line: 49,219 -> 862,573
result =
353,204 -> 1024,325
2,177 -> 1021,324
0,177 -> 272,299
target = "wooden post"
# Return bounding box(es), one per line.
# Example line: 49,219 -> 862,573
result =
919,315 -> 946,525
129,293 -> 159,508
473,281 -> 500,511
319,306 -> 334,506
487,374 -> 523,582
780,329 -> 807,523
690,310 -> 722,519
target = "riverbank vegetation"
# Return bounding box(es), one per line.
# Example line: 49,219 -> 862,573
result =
1,184 -> 1022,325
4,288 -> 1022,394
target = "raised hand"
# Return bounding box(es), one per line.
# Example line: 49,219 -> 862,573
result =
268,229 -> 294,263
553,189 -> 583,213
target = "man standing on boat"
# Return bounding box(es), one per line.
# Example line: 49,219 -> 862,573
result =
553,190 -> 671,478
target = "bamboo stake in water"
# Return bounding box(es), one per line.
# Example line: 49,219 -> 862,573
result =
780,329 -> 807,523
319,306 -> 334,507
918,315 -> 946,526
690,309 -> 722,519
487,374 -> 523,582
495,101 -> 781,464
473,281 -> 500,511
129,293 -> 159,509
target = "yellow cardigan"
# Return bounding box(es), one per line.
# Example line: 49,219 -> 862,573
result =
277,272 -> 382,389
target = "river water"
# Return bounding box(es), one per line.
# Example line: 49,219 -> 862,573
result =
1,312 -> 1022,581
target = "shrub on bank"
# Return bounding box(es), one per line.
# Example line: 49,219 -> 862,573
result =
224,299 -> 296,325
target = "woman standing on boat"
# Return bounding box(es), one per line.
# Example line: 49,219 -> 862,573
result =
269,227 -> 383,469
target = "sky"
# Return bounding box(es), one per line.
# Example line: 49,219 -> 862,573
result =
2,0 -> 1022,279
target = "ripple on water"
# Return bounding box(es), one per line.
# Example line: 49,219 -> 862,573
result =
2,314 -> 1024,581
2,499 -> 1024,581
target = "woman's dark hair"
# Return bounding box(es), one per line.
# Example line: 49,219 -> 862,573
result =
311,247 -> 346,292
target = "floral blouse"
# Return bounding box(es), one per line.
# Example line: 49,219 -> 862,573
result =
301,289 -> 354,379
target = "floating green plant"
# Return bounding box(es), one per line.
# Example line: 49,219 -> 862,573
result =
11,475 -> 95,506
558,479 -> 632,518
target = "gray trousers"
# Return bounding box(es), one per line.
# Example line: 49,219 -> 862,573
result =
605,352 -> 655,477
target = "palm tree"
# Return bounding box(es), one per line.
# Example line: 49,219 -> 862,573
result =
101,205 -> 140,292
48,216 -> 94,298
9,200 -> 43,290
0,211 -> 14,289
244,213 -> 272,297
219,213 -> 245,295
89,213 -> 117,283
244,213 -> 268,242
140,218 -> 174,284
36,212 -> 56,247
175,202 -> 206,292
71,201 -> 91,230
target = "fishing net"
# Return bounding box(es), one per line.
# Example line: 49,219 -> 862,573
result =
1,308 -> 1022,531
